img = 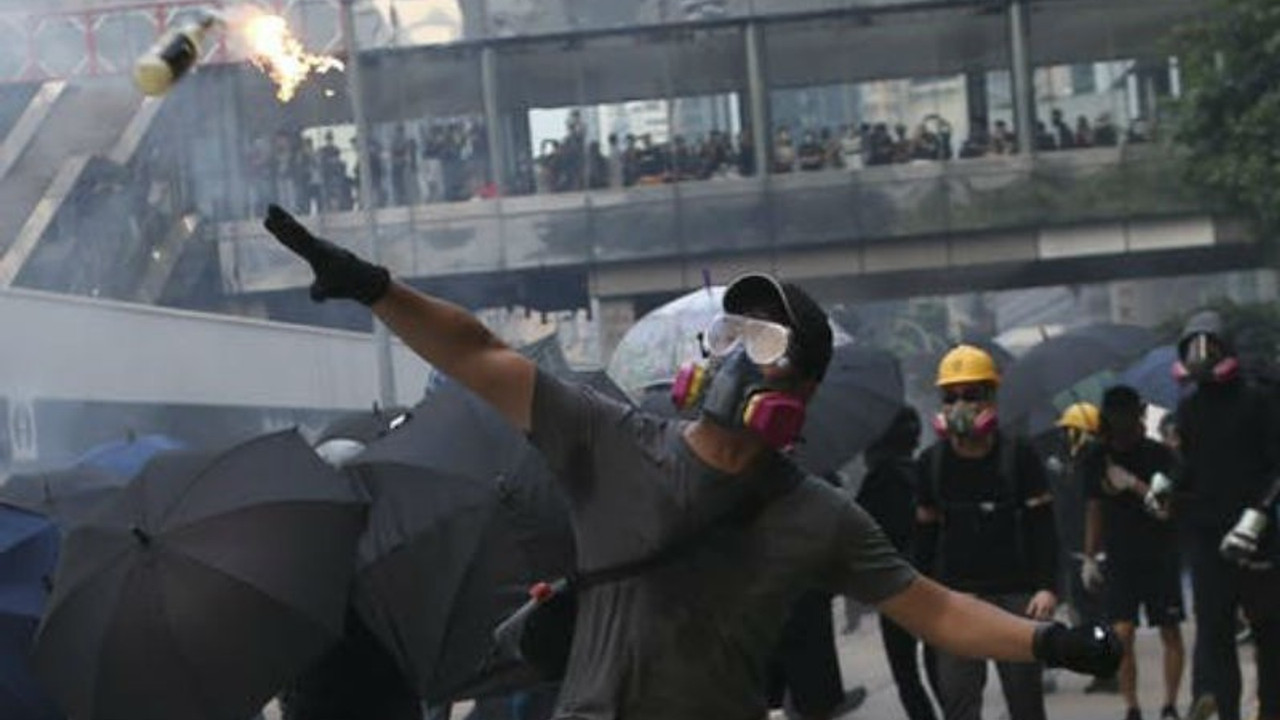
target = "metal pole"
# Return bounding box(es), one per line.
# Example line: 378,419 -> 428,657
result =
1008,0 -> 1035,157
480,46 -> 505,194
340,0 -> 397,407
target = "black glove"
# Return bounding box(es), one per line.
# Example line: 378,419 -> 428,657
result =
1032,622 -> 1122,677
263,204 -> 390,305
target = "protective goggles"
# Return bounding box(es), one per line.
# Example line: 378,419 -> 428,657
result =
704,313 -> 792,366
941,385 -> 995,405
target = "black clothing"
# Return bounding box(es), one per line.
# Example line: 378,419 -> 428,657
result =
916,436 -> 1058,595
1176,380 -> 1280,533
1103,551 -> 1184,626
1176,376 -> 1280,720
880,615 -> 940,720
1081,439 -> 1178,565
856,450 -> 918,554
766,591 -> 844,716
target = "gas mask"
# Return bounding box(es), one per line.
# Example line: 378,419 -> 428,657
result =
931,386 -> 998,439
670,314 -> 807,449
1173,332 -> 1238,385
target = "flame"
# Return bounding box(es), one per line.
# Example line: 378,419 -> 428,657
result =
239,14 -> 343,102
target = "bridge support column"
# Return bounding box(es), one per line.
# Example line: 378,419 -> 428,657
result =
1007,0 -> 1035,156
745,21 -> 771,176
594,297 -> 636,365
481,46 -> 507,193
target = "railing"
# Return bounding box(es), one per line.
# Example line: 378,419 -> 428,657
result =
213,143 -> 1209,294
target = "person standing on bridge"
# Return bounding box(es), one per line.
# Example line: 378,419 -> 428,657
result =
260,204 -> 1121,720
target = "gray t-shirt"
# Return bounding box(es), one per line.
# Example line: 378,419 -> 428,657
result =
528,371 -> 917,720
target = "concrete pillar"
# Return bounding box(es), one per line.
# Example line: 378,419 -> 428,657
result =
480,46 -> 506,193
745,21 -> 771,175
596,297 -> 636,365
1007,0 -> 1035,156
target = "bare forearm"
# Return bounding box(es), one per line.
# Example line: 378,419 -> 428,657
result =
881,576 -> 1037,662
371,280 -> 535,429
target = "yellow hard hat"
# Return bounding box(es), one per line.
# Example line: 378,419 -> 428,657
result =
1057,402 -> 1100,433
936,344 -> 1000,387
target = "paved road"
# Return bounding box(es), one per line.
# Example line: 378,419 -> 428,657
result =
261,605 -> 1261,720
829,607 -> 1261,720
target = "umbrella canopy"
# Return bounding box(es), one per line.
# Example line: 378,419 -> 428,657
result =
350,378 -> 575,703
606,285 -> 852,403
607,286 -> 727,402
316,405 -> 412,446
75,433 -> 185,477
793,344 -> 906,477
1118,345 -> 1182,409
0,466 -> 129,529
999,323 -> 1158,436
0,504 -> 60,720
33,431 -> 367,720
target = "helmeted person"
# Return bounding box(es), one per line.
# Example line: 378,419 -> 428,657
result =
259,205 -> 1120,720
1146,310 -> 1280,720
1051,402 -> 1117,694
1080,385 -> 1184,720
915,344 -> 1062,720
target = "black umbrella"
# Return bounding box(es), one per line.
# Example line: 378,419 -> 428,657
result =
33,430 -> 368,720
1000,323 -> 1158,435
350,379 -> 575,703
793,344 -> 906,477
316,404 -> 412,446
0,465 -> 129,528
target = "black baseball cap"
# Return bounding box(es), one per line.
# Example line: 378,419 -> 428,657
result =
723,273 -> 833,381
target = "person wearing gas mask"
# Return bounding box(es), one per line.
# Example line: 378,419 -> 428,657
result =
1080,385 -> 1184,720
1145,311 -> 1280,720
1051,402 -> 1119,695
914,345 -> 1061,720
259,205 -> 1120,720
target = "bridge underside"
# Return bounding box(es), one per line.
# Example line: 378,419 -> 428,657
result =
585,215 -> 1259,308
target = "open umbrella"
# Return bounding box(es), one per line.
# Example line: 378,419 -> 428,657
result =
76,433 -> 185,478
1118,345 -> 1182,409
313,404 -> 412,467
350,378 -> 575,704
0,503 -> 60,720
1000,323 -> 1158,435
793,344 -> 905,477
33,430 -> 367,720
0,465 -> 129,529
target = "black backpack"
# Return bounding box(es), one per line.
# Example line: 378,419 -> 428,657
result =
925,434 -> 1029,579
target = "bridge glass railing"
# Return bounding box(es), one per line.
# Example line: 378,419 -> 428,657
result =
213,141 -> 1205,294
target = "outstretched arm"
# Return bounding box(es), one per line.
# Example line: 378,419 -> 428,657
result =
879,575 -> 1036,661
878,576 -> 1120,675
372,283 -> 536,431
262,205 -> 536,431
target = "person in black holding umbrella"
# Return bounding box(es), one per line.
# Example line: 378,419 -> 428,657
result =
857,406 -> 939,720
260,205 -> 1120,720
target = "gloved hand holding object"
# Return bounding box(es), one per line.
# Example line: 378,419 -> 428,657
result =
1144,471 -> 1174,518
1076,552 -> 1105,594
262,205 -> 390,305
1033,622 -> 1122,677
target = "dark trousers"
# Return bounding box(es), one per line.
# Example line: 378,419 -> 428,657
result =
1187,527 -> 1280,720
880,615 -> 940,720
934,593 -> 1046,720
